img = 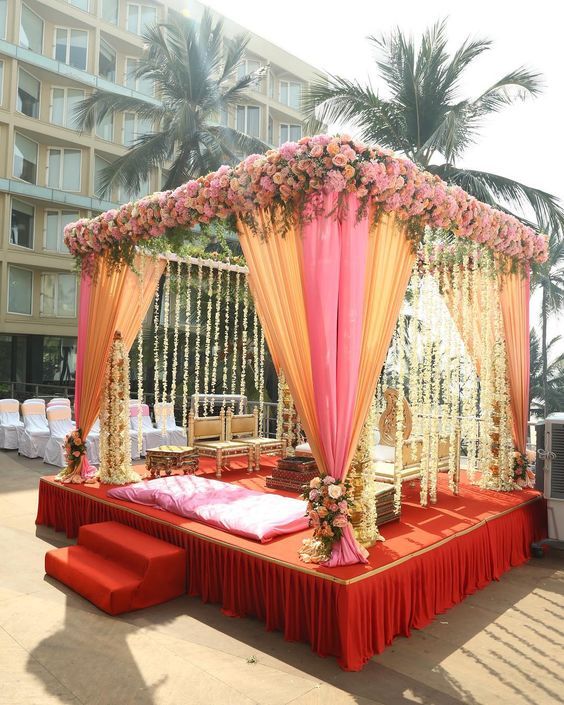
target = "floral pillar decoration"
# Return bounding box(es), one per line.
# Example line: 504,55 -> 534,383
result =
203,265 -> 214,415
239,275 -> 249,413
170,260 -> 181,411
161,261 -> 171,417
136,257 -> 145,455
98,331 -> 140,485
222,268 -> 231,408
230,271 -> 241,408
181,262 -> 191,429
194,261 -> 203,414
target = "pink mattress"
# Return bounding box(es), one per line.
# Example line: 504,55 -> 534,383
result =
107,475 -> 308,543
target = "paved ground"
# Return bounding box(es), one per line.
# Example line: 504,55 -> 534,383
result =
1,451 -> 563,705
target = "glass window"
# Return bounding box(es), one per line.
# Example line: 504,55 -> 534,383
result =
99,39 -> 116,82
236,105 -> 260,138
45,211 -> 78,252
51,87 -> 84,129
42,336 -> 77,383
10,200 -> 34,249
123,112 -> 151,147
69,0 -> 89,10
19,5 -> 43,53
54,28 -> 88,71
102,0 -> 118,23
17,69 -> 40,118
47,148 -> 81,191
8,267 -> 33,315
280,80 -> 302,109
13,132 -> 38,183
41,273 -> 77,317
96,109 -> 113,141
0,0 -> 7,40
94,154 -> 110,197
237,59 -> 261,81
125,57 -> 153,96
127,3 -> 156,35
280,123 -> 302,144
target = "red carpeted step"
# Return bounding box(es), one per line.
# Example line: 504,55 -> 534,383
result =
45,545 -> 142,615
45,521 -> 187,615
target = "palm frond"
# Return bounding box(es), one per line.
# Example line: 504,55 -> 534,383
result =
74,92 -> 164,132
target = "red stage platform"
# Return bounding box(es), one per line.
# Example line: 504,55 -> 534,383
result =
36,458 -> 547,671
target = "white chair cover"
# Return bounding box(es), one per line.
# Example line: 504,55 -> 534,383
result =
47,398 -> 71,410
152,402 -> 187,446
130,404 -> 165,456
44,406 -> 75,467
19,404 -> 50,459
0,399 -> 23,450
23,398 -> 46,407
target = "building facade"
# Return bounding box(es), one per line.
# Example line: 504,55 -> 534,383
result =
0,0 -> 320,393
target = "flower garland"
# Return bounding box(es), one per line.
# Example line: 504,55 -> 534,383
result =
222,269 -> 231,407
161,262 -> 171,416
181,262 -> 191,429
153,274 -> 161,409
136,257 -> 145,454
98,332 -> 139,485
203,266 -> 214,415
514,451 -> 535,488
276,370 -> 285,440
170,260 -> 181,412
301,474 -> 354,560
193,262 -> 203,414
230,271 -> 241,408
259,327 -> 266,431
394,306 -> 406,513
65,135 -> 547,270
239,276 -> 249,413
210,266 -> 223,408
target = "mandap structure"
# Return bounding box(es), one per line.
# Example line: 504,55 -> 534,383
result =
57,134 -> 546,568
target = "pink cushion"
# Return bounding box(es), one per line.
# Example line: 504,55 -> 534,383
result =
108,475 -> 308,543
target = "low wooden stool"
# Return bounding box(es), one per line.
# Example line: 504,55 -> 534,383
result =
146,446 -> 199,479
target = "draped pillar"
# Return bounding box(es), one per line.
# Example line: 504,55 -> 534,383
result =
238,196 -> 415,566
499,268 -> 530,453
59,253 -> 165,482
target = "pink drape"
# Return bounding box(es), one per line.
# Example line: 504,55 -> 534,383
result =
499,268 -> 531,453
301,196 -> 370,565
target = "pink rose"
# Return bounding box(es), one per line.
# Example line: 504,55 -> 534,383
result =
331,153 -> 348,167
310,144 -> 324,158
332,513 -> 348,528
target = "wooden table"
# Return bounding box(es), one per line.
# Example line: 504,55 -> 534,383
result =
146,446 -> 199,479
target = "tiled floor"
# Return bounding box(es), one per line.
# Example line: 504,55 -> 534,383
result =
1,451 -> 562,705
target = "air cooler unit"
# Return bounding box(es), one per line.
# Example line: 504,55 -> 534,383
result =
532,414 -> 564,556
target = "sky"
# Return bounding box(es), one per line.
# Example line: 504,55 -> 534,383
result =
204,0 -> 563,348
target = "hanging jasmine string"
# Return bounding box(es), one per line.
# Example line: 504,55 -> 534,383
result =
170,260 -> 181,413
181,262 -> 192,429
221,268 -> 231,410
203,266 -> 214,416
230,271 -> 241,410
210,266 -> 223,414
239,275 -> 249,414
194,261 -> 203,416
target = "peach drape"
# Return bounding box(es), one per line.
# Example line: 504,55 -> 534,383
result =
238,205 -> 415,566
75,254 -> 165,443
499,269 -> 530,453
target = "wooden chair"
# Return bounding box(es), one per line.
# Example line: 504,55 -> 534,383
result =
187,409 -> 252,477
226,408 -> 287,471
372,388 -> 460,490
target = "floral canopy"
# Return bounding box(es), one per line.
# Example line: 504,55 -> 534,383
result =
63,134 -> 541,567
65,134 -> 547,268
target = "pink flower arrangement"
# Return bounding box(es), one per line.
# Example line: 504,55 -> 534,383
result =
302,473 -> 354,555
64,428 -> 86,472
64,134 -> 548,268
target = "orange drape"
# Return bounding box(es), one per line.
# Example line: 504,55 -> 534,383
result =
238,210 -> 325,473
347,214 -> 416,471
78,254 -> 165,440
499,269 -> 530,453
238,210 -> 415,481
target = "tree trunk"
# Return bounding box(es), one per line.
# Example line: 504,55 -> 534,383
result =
542,287 -> 548,418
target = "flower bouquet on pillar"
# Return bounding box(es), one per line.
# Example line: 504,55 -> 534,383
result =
98,331 -> 140,485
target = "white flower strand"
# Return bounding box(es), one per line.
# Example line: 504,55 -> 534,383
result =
221,269 -> 231,408
253,307 -> 259,396
203,266 -> 214,416
181,262 -> 192,430
136,257 -> 145,455
170,260 -> 181,413
210,266 -> 223,412
153,274 -> 161,409
193,262 -> 203,415
259,327 -> 266,432
276,370 -> 284,440
161,262 -> 171,418
239,275 -> 249,413
230,271 -> 241,409
394,306 -> 406,514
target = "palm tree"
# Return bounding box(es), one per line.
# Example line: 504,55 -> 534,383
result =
532,236 -> 564,415
304,20 -> 564,238
75,11 -> 268,198
529,328 -> 564,417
